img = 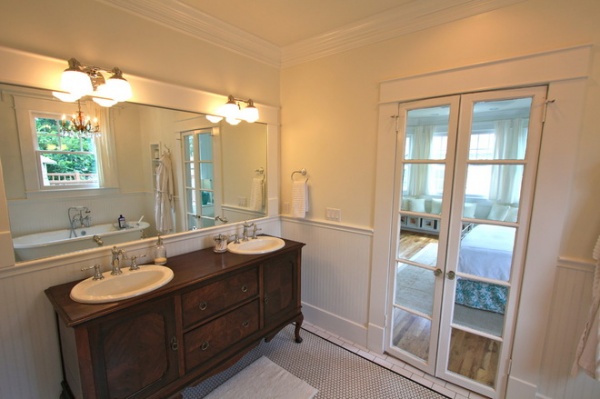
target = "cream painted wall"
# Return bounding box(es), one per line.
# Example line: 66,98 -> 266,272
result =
280,0 -> 600,256
280,0 -> 600,397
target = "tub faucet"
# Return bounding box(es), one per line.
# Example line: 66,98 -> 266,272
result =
111,246 -> 124,275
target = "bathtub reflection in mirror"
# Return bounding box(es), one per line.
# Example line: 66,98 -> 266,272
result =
0,84 -> 267,262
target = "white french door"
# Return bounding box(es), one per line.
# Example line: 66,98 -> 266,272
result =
385,86 -> 546,398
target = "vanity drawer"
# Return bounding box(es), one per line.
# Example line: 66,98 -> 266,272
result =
182,267 -> 258,328
184,300 -> 259,372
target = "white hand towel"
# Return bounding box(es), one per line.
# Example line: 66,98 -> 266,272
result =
249,177 -> 264,211
292,180 -> 309,218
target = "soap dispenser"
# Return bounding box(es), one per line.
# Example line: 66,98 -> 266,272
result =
154,235 -> 167,265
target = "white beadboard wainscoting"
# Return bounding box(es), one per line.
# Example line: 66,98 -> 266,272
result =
537,257 -> 600,399
281,217 -> 374,346
0,217 -> 281,399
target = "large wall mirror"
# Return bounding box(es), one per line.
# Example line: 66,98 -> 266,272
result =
0,83 -> 269,262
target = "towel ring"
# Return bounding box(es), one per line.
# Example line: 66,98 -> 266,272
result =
291,168 -> 308,182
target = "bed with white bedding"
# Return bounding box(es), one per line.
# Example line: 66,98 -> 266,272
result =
455,224 -> 515,314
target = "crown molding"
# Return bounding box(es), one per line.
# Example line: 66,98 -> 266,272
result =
96,0 -> 524,69
281,0 -> 525,67
96,0 -> 281,67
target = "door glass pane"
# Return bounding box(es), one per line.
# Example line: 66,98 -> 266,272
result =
458,224 -> 515,282
199,133 -> 213,161
187,214 -> 198,230
392,307 -> 431,362
396,262 -> 436,316
470,98 -> 532,160
464,164 -> 523,218
402,164 -> 446,207
448,328 -> 501,388
186,189 -> 196,214
183,135 -> 194,160
405,106 -> 450,160
185,163 -> 194,187
453,277 -> 507,337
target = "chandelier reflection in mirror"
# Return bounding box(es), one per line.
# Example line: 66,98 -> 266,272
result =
52,57 -> 133,108
206,95 -> 259,125
60,100 -> 101,138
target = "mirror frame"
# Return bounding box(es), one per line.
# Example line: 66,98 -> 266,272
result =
0,46 -> 280,268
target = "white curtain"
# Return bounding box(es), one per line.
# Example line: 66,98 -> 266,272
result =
92,105 -> 119,187
407,125 -> 434,197
489,118 -> 528,204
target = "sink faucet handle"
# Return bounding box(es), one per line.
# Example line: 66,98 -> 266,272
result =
81,264 -> 104,280
252,226 -> 262,239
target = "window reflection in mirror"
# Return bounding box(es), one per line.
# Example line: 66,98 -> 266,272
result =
0,84 -> 267,262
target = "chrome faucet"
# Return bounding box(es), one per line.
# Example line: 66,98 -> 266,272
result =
252,225 -> 262,239
242,221 -> 254,241
68,206 -> 91,238
111,246 -> 124,275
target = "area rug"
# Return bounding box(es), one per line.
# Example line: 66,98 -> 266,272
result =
203,356 -> 317,399
395,243 -> 503,336
182,325 -> 448,398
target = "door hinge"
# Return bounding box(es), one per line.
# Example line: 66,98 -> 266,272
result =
507,358 -> 513,375
542,99 -> 555,123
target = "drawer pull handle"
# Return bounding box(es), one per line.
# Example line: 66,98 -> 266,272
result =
241,285 -> 248,293
242,320 -> 249,328
170,337 -> 179,351
201,341 -> 210,351
264,294 -> 269,304
199,301 -> 208,311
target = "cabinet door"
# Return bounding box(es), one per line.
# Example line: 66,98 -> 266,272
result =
89,297 -> 179,399
263,251 -> 300,328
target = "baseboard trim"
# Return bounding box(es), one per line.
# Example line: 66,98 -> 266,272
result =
301,302 -> 368,347
506,375 -> 538,399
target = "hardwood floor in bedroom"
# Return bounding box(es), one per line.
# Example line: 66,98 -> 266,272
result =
394,230 -> 500,388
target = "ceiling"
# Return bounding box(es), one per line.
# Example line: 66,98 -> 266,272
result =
99,0 -> 524,67
177,0 -> 414,47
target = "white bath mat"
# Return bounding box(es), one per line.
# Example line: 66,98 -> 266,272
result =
203,356 -> 318,399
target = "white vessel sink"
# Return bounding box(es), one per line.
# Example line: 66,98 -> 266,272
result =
70,265 -> 174,304
227,236 -> 285,255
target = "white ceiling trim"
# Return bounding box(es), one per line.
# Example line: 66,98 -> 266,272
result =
96,0 -> 281,67
281,0 -> 525,67
96,0 -> 524,69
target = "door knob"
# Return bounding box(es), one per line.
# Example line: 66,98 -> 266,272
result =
434,268 -> 442,276
447,271 -> 456,280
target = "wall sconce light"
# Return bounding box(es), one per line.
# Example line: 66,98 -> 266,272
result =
52,58 -> 133,107
206,95 -> 259,125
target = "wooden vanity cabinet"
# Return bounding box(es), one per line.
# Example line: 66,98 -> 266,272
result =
45,239 -> 304,399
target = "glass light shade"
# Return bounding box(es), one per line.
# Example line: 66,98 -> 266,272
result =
241,105 -> 259,123
93,97 -> 118,107
52,91 -> 79,102
103,76 -> 132,102
61,70 -> 92,99
206,115 -> 223,123
226,117 -> 241,125
221,102 -> 239,119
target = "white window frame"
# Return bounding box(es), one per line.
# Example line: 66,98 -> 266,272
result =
12,94 -> 116,196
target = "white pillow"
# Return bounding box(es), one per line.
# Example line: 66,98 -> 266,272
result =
401,197 -> 411,211
463,202 -> 477,218
408,198 -> 426,212
431,198 -> 442,214
488,203 -> 510,221
505,206 -> 519,222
